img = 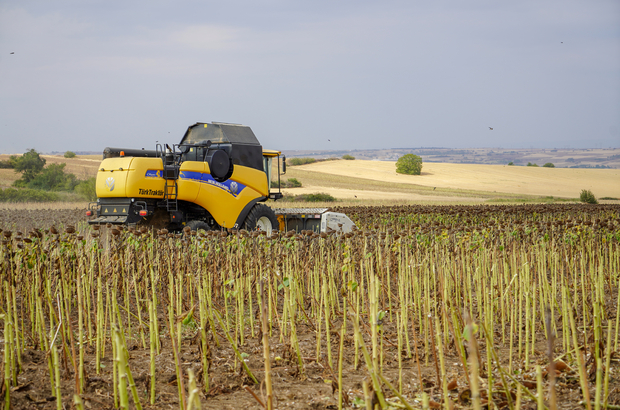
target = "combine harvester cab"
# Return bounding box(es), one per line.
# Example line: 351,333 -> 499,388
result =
88,121 -> 356,234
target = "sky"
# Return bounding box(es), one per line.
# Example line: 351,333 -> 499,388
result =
0,0 -> 619,154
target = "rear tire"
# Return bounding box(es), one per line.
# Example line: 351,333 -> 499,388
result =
243,204 -> 278,235
186,220 -> 210,233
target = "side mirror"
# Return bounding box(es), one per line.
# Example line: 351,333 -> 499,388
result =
282,156 -> 286,174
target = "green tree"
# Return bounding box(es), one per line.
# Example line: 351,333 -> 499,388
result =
342,154 -> 355,160
64,151 -> 76,158
507,161 -> 514,165
543,162 -> 555,168
396,154 -> 423,175
12,149 -> 46,186
527,162 -> 539,167
26,163 -> 78,191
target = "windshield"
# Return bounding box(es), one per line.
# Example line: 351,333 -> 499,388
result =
180,123 -> 261,146
180,123 -> 226,145
263,156 -> 273,186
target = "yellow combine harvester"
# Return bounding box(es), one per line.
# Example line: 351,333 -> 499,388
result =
88,122 -> 356,234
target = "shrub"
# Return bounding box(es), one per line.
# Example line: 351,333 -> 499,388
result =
0,187 -> 60,202
64,151 -> 76,158
288,157 -> 317,166
543,163 -> 555,168
299,193 -> 336,202
281,192 -> 336,202
271,178 -> 302,188
342,154 -> 355,160
580,189 -> 598,204
527,162 -> 539,167
24,163 -> 78,191
75,177 -> 97,201
286,178 -> 302,188
0,156 -> 17,169
507,161 -> 514,166
396,154 -> 423,175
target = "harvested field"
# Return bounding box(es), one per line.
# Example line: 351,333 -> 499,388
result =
293,160 -> 620,199
281,185 -> 485,203
1,203 -> 619,409
0,169 -> 21,189
38,155 -> 100,180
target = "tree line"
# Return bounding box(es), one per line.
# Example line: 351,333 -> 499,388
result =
0,149 -> 96,201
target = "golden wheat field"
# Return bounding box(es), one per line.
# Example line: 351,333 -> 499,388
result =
292,160 -> 620,200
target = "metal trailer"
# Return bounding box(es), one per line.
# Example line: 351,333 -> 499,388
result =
273,208 -> 357,233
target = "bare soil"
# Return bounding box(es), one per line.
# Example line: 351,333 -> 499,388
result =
7,315 -> 593,410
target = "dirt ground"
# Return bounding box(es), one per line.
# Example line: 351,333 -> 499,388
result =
1,206 -> 619,409
8,315 -> 591,410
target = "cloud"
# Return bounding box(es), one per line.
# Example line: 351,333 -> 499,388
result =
168,25 -> 245,51
0,0 -> 618,153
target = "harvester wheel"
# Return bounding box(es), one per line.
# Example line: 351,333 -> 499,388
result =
244,204 -> 278,235
186,220 -> 210,233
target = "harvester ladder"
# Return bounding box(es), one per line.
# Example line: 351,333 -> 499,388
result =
164,179 -> 178,212
156,143 -> 182,213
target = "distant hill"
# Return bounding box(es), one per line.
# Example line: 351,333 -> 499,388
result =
49,151 -> 102,156
30,147 -> 620,169
281,147 -> 620,169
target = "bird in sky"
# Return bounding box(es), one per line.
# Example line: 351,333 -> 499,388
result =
10,52 -> 14,54
489,127 -> 493,130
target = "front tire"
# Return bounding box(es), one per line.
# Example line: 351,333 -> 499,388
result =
186,220 -> 210,233
243,204 -> 278,235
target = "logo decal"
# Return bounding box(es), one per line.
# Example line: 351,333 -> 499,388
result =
138,188 -> 164,196
145,170 -> 161,178
177,172 -> 246,197
105,177 -> 115,191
